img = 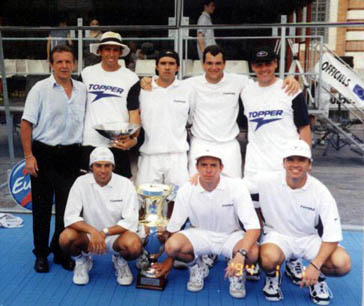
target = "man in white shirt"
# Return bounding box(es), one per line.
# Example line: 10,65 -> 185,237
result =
197,0 -> 216,59
59,147 -> 142,286
256,140 -> 351,305
241,45 -> 312,283
135,50 -> 194,188
81,31 -> 140,178
21,45 -> 87,273
152,146 -> 261,299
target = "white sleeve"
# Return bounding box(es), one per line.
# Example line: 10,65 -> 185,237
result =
167,184 -> 190,233
117,180 -> 139,232
318,188 -> 343,242
197,14 -> 208,34
64,179 -> 85,227
236,74 -> 254,93
234,180 -> 260,230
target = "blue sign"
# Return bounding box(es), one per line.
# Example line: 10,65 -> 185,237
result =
8,160 -> 32,210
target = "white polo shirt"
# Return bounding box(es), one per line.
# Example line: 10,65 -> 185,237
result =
167,176 -> 260,234
241,78 -> 308,176
139,78 -> 195,154
185,73 -> 252,143
256,171 -> 343,243
64,172 -> 139,232
81,63 -> 139,147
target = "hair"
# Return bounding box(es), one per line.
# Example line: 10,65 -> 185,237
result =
203,0 -> 215,8
97,44 -> 123,54
49,45 -> 75,64
202,45 -> 225,64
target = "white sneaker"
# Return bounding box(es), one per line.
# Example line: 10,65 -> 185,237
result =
229,271 -> 246,298
187,257 -> 209,292
73,254 -> 93,285
285,258 -> 303,285
112,255 -> 133,286
201,254 -> 218,268
263,272 -> 283,301
309,281 -> 333,305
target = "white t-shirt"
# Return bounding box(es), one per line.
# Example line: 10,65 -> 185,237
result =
139,78 -> 195,154
241,78 -> 306,176
64,172 -> 139,233
167,176 -> 260,234
185,73 -> 252,143
255,171 -> 343,243
81,63 -> 139,147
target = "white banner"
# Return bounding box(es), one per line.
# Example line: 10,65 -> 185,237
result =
315,52 -> 364,108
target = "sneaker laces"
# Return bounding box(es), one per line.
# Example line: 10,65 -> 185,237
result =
230,274 -> 245,291
290,260 -> 303,275
312,281 -> 333,299
189,263 -> 204,284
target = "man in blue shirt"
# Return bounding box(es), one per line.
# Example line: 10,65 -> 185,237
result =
20,45 -> 87,273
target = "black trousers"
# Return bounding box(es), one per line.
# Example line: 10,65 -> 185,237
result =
31,140 -> 80,258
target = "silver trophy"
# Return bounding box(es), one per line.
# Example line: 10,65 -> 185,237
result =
93,121 -> 140,146
136,183 -> 176,290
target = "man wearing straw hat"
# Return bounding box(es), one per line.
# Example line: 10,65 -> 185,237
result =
81,31 -> 140,178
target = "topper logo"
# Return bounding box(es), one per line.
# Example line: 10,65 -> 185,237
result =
8,160 -> 32,210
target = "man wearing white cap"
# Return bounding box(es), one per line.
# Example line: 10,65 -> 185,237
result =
254,140 -> 351,305
152,147 -> 260,299
59,147 -> 142,286
81,31 -> 141,178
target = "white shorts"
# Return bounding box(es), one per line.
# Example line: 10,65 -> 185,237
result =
180,228 -> 245,259
136,152 -> 189,187
189,137 -> 242,178
87,233 -> 119,253
262,231 -> 322,261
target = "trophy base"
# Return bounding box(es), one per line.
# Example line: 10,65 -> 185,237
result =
136,272 -> 167,290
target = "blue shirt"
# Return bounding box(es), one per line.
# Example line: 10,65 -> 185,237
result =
22,74 -> 87,146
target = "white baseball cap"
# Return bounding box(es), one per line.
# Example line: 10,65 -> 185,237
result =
195,146 -> 224,164
89,147 -> 115,167
90,31 -> 130,57
283,140 -> 312,160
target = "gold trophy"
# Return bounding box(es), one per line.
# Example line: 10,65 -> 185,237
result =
136,183 -> 174,290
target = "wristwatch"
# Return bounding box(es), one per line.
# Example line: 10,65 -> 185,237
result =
237,248 -> 248,258
102,227 -> 109,236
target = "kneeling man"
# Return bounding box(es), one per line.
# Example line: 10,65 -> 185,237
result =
257,140 -> 351,305
59,147 -> 142,285
158,147 -> 260,298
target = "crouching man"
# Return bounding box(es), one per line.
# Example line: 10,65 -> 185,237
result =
59,147 -> 142,285
153,147 -> 260,298
256,140 -> 351,305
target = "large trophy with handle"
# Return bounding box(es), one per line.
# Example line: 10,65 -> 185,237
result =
136,183 -> 176,290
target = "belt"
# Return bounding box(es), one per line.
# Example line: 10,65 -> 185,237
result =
33,140 -> 81,150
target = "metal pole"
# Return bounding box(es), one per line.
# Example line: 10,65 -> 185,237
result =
0,30 -> 15,161
279,15 -> 287,79
77,18 -> 83,74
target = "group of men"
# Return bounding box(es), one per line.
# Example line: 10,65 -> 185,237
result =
20,28 -> 351,305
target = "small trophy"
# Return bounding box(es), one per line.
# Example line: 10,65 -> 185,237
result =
93,122 -> 140,146
136,183 -> 174,290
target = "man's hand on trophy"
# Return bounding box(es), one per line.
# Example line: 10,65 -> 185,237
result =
88,230 -> 107,255
152,257 -> 174,278
140,77 -> 152,91
112,136 -> 138,151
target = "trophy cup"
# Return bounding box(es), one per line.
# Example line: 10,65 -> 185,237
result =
136,183 -> 174,290
93,121 -> 140,146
